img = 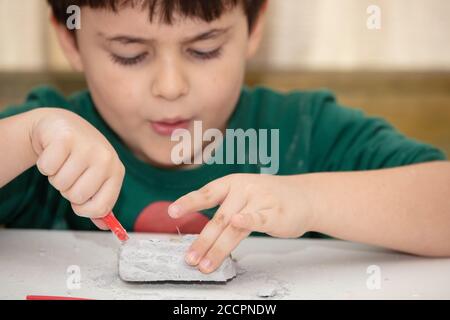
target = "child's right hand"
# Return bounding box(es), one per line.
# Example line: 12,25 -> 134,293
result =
29,108 -> 125,230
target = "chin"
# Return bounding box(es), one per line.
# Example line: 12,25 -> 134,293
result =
140,140 -> 199,169
141,150 -> 182,169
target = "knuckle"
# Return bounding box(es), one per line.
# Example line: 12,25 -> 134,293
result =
277,205 -> 285,217
199,186 -> 213,202
55,124 -> 75,144
212,212 -> 227,228
49,176 -> 70,192
209,250 -> 226,265
75,194 -> 89,205
257,211 -> 268,226
71,204 -> 88,218
67,190 -> 88,205
228,223 -> 245,234
59,128 -> 73,141
97,149 -> 113,165
35,159 -> 45,172
262,194 -> 277,206
238,211 -> 251,225
37,158 -> 59,177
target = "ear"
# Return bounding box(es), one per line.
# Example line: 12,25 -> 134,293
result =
50,14 -> 84,72
246,2 -> 268,59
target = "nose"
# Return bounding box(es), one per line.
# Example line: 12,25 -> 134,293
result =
151,57 -> 189,101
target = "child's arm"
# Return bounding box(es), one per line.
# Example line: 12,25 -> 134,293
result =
298,161 -> 450,257
0,108 -> 125,229
169,162 -> 450,273
0,109 -> 40,188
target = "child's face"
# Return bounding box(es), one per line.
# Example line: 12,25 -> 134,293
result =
55,5 -> 264,168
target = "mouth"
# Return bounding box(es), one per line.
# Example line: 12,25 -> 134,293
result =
149,117 -> 192,136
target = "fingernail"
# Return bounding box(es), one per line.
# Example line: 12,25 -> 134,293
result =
185,251 -> 199,265
200,258 -> 212,271
168,204 -> 181,218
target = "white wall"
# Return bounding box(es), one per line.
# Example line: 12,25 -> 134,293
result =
0,0 -> 47,71
0,0 -> 449,71
251,0 -> 450,70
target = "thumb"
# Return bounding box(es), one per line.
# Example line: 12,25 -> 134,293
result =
91,218 -> 109,231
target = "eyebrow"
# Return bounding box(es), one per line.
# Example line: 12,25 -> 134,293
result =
99,27 -> 230,45
182,27 -> 230,44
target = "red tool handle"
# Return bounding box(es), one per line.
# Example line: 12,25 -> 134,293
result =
102,212 -> 129,242
26,295 -> 92,300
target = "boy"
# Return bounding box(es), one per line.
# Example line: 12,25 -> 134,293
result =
0,0 -> 449,275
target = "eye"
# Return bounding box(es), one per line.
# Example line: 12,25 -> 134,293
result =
110,52 -> 148,66
188,48 -> 222,61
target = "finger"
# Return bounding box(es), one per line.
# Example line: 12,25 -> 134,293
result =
168,178 -> 229,218
72,175 -> 123,219
48,153 -> 89,193
91,218 -> 109,231
61,166 -> 108,205
231,209 -> 273,233
230,195 -> 275,232
197,225 -> 250,274
185,189 -> 247,266
36,139 -> 71,176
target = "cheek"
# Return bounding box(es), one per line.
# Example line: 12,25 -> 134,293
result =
200,58 -> 245,122
192,31 -> 247,106
198,83 -> 242,132
84,61 -> 145,119
77,45 -> 145,117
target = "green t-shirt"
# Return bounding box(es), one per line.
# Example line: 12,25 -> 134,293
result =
0,86 -> 446,238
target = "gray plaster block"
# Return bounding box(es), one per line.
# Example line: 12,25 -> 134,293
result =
118,235 -> 237,283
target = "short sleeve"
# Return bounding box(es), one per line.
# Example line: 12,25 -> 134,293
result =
308,92 -> 447,172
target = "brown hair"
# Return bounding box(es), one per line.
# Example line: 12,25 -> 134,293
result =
47,0 -> 266,31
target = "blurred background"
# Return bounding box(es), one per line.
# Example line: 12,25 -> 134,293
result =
1,0 -> 449,155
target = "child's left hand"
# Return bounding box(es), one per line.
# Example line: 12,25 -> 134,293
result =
168,173 -> 314,273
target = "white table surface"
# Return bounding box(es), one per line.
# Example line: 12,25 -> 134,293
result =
0,229 -> 449,300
